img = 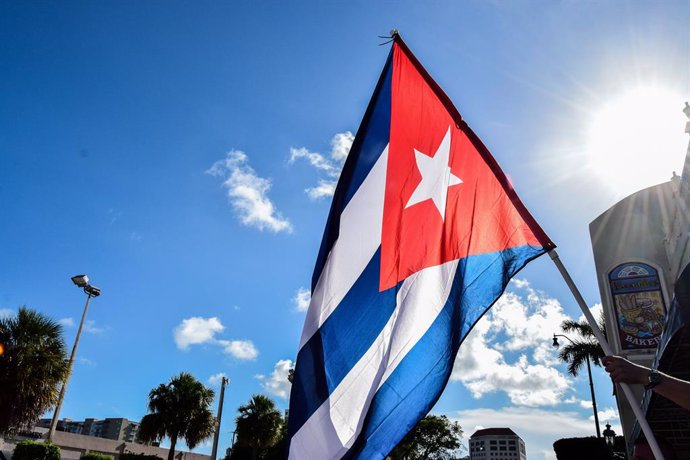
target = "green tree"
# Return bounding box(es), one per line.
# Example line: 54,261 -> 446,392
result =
0,307 -> 69,435
389,414 -> 463,460
230,394 -> 284,460
137,373 -> 215,460
557,313 -> 607,377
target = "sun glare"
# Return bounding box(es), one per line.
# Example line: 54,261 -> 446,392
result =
586,86 -> 688,196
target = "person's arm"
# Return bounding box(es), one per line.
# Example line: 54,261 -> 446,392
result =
602,356 -> 690,410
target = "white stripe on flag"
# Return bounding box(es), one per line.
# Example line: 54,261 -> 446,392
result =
289,259 -> 459,459
299,145 -> 389,350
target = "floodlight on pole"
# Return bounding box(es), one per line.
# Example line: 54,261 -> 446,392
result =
48,274 -> 101,442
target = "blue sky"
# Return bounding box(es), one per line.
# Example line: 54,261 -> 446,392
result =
1,2 -> 689,459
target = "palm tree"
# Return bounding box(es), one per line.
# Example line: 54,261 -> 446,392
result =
138,373 -> 216,460
557,313 -> 607,377
0,307 -> 69,435
231,394 -> 283,460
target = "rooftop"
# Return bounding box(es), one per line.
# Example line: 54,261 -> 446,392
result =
471,428 -> 519,438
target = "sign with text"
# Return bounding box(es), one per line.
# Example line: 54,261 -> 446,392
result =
609,263 -> 666,350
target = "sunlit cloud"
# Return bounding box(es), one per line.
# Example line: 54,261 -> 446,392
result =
60,317 -> 105,334
256,359 -> 294,399
594,407 -> 619,424
293,287 -> 311,312
174,317 -> 225,349
59,317 -> 75,328
290,131 -> 354,200
83,320 -> 104,335
208,372 -> 229,387
218,339 -> 259,361
306,180 -> 338,200
207,150 -> 292,233
452,283 -> 572,406
78,357 -> 96,366
173,316 -> 259,361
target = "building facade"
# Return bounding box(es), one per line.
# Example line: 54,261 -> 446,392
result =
589,114 -> 690,457
468,428 -> 526,460
36,417 -> 140,442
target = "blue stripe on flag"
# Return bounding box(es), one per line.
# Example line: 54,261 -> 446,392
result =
289,248 -> 399,439
311,52 -> 392,292
343,245 -> 547,460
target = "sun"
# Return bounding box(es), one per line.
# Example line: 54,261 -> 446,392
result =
586,85 -> 688,196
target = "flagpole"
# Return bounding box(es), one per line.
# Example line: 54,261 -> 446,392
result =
548,249 -> 665,460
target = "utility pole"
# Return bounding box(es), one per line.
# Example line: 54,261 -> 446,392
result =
211,376 -> 229,460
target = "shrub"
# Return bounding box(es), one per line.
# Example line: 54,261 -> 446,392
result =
80,453 -> 114,460
12,440 -> 61,460
120,454 -> 163,460
553,437 -> 611,460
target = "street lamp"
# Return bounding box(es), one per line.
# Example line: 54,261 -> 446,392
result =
603,423 -> 616,448
553,333 -> 601,438
47,274 -> 101,441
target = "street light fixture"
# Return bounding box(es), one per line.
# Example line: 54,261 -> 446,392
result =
603,423 -> 616,448
48,274 -> 101,441
553,333 -> 602,438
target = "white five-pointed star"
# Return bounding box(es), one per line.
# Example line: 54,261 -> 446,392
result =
405,126 -> 462,220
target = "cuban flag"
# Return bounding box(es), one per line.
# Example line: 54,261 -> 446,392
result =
287,36 -> 555,459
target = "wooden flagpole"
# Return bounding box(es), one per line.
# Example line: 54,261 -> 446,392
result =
548,249 -> 665,460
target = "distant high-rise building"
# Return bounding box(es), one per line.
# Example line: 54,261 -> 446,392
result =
36,417 -> 140,442
468,428 -> 526,460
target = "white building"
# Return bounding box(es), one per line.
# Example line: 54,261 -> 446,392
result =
468,428 -> 526,460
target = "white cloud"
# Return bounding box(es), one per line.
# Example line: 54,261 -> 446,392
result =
208,372 -> 229,387
579,399 -> 593,409
174,317 -> 225,349
306,180 -> 338,200
451,285 -> 572,406
456,407 -> 621,460
59,317 -> 75,327
219,339 -> 259,361
594,407 -> 619,424
173,316 -> 258,361
83,320 -> 104,334
577,302 -> 604,329
293,287 -> 311,312
289,147 -> 338,175
290,131 -> 354,200
510,278 -> 530,289
330,131 -> 354,162
256,359 -> 294,399
60,317 -> 104,334
78,357 -> 95,366
207,150 -> 292,233
0,308 -> 14,319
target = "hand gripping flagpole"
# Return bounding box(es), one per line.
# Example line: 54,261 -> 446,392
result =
549,249 -> 665,460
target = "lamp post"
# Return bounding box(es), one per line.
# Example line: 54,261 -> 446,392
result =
603,423 -> 616,448
48,275 -> 101,442
553,333 -> 601,438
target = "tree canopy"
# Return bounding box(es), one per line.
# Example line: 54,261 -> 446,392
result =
137,372 -> 215,460
0,307 -> 68,435
557,313 -> 607,377
229,394 -> 284,460
388,414 -> 464,460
